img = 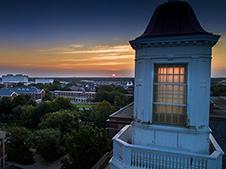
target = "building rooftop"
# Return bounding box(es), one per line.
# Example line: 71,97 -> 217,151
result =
138,0 -> 211,39
109,103 -> 133,119
12,87 -> 42,94
0,87 -> 42,96
0,88 -> 15,96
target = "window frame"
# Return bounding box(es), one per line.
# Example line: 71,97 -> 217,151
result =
152,63 -> 187,126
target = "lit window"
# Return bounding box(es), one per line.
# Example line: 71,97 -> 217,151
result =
153,64 -> 187,126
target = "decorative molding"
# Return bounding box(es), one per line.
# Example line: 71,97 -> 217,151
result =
135,55 -> 211,61
133,40 -> 216,49
130,34 -> 220,50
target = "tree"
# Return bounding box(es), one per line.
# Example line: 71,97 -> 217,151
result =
93,100 -> 115,127
11,105 -> 22,119
95,85 -> 129,107
35,100 -> 56,114
114,94 -> 126,109
31,129 -> 64,162
53,97 -> 73,110
0,97 -> 12,114
34,100 -> 56,123
78,109 -> 95,124
12,95 -> 30,107
64,125 -> 110,169
95,85 -> 115,103
19,105 -> 36,128
42,90 -> 54,101
211,84 -> 226,96
7,127 -> 34,164
39,110 -> 80,133
48,80 -> 62,91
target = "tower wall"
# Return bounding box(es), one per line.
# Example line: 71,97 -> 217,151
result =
131,35 -> 219,154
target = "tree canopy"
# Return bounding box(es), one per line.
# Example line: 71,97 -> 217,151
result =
64,125 -> 110,169
93,100 -> 115,127
31,129 -> 64,161
6,127 -> 34,165
0,84 -> 129,168
39,110 -> 80,133
95,85 -> 131,110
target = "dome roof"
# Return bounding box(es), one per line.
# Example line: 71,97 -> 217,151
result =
139,0 -> 211,38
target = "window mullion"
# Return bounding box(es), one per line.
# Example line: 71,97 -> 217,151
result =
153,64 -> 187,126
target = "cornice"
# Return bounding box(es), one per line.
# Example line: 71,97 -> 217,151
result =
130,34 -> 220,49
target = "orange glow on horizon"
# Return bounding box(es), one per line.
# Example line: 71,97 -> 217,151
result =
0,36 -> 226,77
212,35 -> 226,77
0,43 -> 135,77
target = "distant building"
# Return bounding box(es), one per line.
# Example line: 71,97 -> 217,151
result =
69,85 -> 85,91
60,81 -> 70,86
53,90 -> 96,104
35,78 -> 54,84
94,80 -> 125,88
0,88 -> 18,98
110,1 -> 223,169
126,81 -> 133,88
0,87 -> 45,100
1,74 -> 28,84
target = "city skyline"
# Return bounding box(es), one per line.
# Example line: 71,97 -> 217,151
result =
0,0 -> 226,77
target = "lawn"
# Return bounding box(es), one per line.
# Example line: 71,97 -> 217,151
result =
75,104 -> 94,109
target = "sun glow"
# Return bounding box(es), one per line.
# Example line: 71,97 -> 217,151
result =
1,37 -> 225,77
0,43 -> 135,77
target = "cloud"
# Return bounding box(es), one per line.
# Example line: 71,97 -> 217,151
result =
39,43 -> 134,66
33,42 -> 135,76
63,45 -> 132,54
61,54 -> 133,62
40,43 -> 133,55
39,43 -> 84,53
69,44 -> 84,48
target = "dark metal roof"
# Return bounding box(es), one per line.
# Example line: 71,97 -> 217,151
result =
0,88 -> 14,96
12,87 -> 41,94
0,87 -> 41,96
139,0 -> 211,38
110,103 -> 133,119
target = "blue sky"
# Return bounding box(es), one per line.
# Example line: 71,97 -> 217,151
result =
0,0 -> 225,77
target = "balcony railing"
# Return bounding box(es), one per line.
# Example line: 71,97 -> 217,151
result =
110,125 -> 224,169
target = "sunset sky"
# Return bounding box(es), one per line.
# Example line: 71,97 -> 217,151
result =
0,0 -> 225,77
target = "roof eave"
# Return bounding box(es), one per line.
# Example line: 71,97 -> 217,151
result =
130,33 -> 220,49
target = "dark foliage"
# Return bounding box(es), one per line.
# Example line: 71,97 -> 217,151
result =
31,129 -> 64,162
95,85 -> 130,108
211,84 -> 226,96
64,125 -> 110,169
6,127 -> 34,165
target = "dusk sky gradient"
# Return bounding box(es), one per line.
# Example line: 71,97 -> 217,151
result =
0,0 -> 226,77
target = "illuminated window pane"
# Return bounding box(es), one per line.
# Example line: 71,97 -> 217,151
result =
163,67 -> 167,74
174,67 -> 180,74
180,67 -> 185,74
167,67 -> 173,74
174,75 -> 180,83
180,75 -> 185,83
153,64 -> 187,126
167,75 -> 173,83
